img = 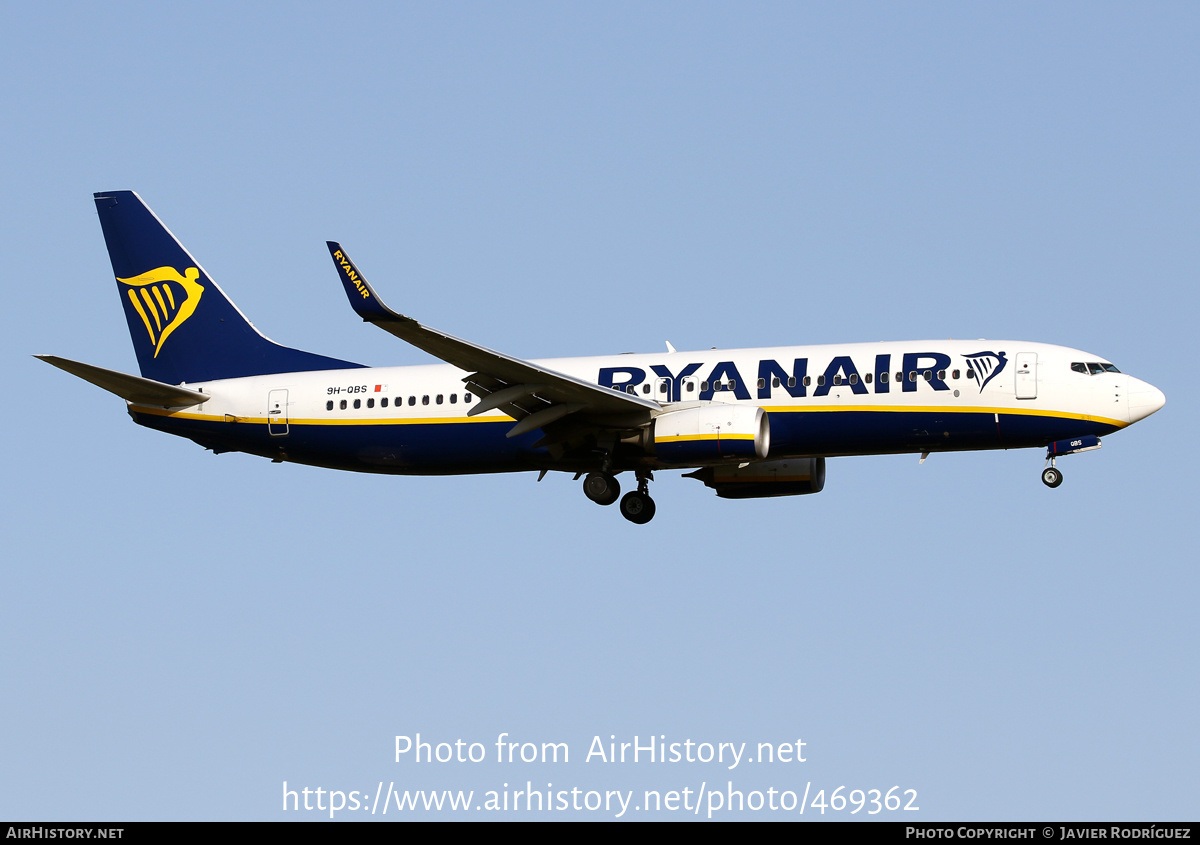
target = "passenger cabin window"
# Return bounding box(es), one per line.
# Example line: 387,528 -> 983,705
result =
787,377 -> 796,388
436,394 -> 444,404
952,369 -> 960,379
340,399 -> 347,410
381,397 -> 388,408
817,375 -> 826,386
880,372 -> 889,383
758,378 -> 767,390
408,396 -> 416,406
849,374 -> 859,385
465,393 -> 473,403
353,399 -> 361,409
832,375 -> 842,385
449,394 -> 457,404
367,398 -> 374,408
864,373 -> 872,384
422,395 -> 430,405
326,400 -> 334,411
771,377 -> 780,388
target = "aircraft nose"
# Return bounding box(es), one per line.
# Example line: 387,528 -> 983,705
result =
1127,378 -> 1166,423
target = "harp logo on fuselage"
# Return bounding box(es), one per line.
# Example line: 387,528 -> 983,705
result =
117,266 -> 204,358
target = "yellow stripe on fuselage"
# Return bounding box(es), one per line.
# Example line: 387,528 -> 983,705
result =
766,403 -> 1128,429
130,406 -> 517,426
128,403 -> 1127,430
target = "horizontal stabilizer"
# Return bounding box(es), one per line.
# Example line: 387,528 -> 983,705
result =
35,355 -> 211,408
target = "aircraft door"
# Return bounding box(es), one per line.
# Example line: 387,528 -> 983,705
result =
652,377 -> 671,403
268,389 -> 289,436
1015,353 -> 1037,400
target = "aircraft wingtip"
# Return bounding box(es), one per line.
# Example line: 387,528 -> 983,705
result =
327,241 -> 400,323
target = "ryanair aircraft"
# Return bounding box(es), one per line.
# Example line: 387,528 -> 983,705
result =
39,191 -> 1166,524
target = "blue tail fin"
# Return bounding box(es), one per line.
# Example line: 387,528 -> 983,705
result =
94,191 -> 363,384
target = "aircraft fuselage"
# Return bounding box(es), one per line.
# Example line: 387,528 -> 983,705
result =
128,339 -> 1160,475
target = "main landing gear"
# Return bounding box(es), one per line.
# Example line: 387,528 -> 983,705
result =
582,470 -> 656,524
620,473 -> 656,525
582,471 -> 621,505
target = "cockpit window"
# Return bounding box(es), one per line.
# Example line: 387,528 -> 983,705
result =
1075,361 -> 1122,375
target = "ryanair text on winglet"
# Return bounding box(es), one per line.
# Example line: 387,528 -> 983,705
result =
333,250 -> 370,299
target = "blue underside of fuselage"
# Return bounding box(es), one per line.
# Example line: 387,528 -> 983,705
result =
131,409 -> 1121,474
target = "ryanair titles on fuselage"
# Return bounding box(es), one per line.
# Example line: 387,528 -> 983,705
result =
596,347 -> 1007,403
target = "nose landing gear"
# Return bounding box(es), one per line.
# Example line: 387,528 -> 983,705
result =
1041,435 -> 1102,488
1041,465 -> 1063,488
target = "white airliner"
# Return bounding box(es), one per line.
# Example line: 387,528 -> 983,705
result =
38,191 -> 1165,524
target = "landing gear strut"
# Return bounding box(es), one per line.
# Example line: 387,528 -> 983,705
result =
1041,435 -> 1102,488
619,471 -> 656,524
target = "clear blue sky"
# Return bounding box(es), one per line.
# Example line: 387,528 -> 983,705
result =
3,2 -> 1196,820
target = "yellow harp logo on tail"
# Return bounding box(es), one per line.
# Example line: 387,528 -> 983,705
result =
117,267 -> 205,358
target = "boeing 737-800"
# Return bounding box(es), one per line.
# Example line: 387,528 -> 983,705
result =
38,191 -> 1166,524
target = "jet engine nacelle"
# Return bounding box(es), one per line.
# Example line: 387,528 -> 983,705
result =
652,405 -> 770,464
684,457 -> 826,499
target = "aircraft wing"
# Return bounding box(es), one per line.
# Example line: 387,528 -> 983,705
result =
35,355 -> 211,408
327,243 -> 659,436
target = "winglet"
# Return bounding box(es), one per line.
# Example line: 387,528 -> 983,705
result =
326,242 -> 412,324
